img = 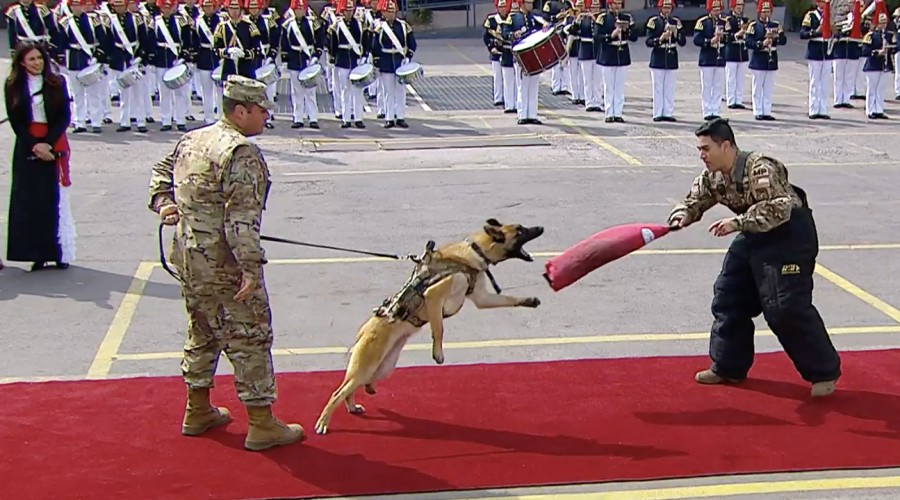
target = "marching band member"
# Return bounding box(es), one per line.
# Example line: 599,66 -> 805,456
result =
562,3 -> 582,105
496,0 -> 518,114
483,0 -> 506,106
515,0 -> 543,124
329,0 -> 371,129
103,0 -> 149,132
213,0 -> 262,82
148,0 -> 191,131
595,0 -> 636,122
693,0 -> 727,120
861,1 -> 893,118
363,0 -> 385,119
645,0 -> 685,122
372,0 -> 416,128
177,0 -> 200,118
567,0 -> 599,112
88,0 -> 115,128
56,0 -> 108,133
191,0 -> 221,124
541,0 -> 571,95
130,0 -> 156,125
281,0 -> 324,128
320,0 -> 341,118
746,0 -> 785,120
830,0 -> 863,109
5,0 -> 60,58
247,0 -> 279,128
723,0 -> 749,109
800,0 -> 832,119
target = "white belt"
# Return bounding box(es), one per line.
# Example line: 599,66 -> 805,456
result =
579,37 -> 592,42
659,43 -> 677,49
380,48 -> 403,54
608,40 -> 627,46
809,37 -> 825,42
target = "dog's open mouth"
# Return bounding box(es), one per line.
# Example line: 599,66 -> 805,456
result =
513,226 -> 545,262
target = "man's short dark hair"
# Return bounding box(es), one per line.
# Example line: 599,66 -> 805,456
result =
695,117 -> 737,148
221,96 -> 259,115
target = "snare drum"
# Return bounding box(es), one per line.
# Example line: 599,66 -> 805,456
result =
163,63 -> 193,90
297,63 -> 323,89
395,62 -> 424,85
349,63 -> 376,88
116,65 -> 143,89
211,65 -> 223,87
76,63 -> 107,87
512,28 -> 566,76
255,62 -> 281,86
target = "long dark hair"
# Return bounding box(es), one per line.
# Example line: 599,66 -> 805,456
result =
4,42 -> 68,115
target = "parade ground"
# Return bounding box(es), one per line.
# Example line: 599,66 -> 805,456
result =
2,33 -> 900,499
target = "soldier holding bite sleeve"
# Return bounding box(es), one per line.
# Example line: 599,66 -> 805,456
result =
667,118 -> 842,398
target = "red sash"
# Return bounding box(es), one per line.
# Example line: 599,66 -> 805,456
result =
28,122 -> 71,187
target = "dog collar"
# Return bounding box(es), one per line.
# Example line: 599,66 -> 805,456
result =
467,241 -> 502,294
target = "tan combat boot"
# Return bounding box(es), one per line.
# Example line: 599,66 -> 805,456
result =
244,405 -> 305,451
811,380 -> 836,398
182,387 -> 232,436
695,369 -> 742,385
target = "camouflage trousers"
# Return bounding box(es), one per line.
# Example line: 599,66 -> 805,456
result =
178,251 -> 277,406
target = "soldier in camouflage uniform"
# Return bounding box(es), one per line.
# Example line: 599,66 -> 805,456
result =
667,118 -> 841,398
148,75 -> 304,451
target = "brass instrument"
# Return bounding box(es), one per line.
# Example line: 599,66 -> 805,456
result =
713,17 -> 725,61
883,32 -> 895,72
764,24 -> 781,63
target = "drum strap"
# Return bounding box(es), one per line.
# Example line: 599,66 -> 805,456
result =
289,18 -> 313,57
381,21 -> 406,54
196,15 -> 214,47
68,15 -> 96,59
155,15 -> 181,57
337,18 -> 363,56
225,21 -> 245,51
109,12 -> 136,57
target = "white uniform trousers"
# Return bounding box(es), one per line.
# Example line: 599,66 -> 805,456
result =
195,68 -> 219,123
491,60 -> 503,103
69,76 -> 105,128
501,65 -> 517,111
514,62 -> 523,111
725,60 -> 748,105
568,57 -> 583,101
650,68 -> 676,118
289,69 -> 318,123
336,66 -> 365,122
864,70 -> 887,116
580,60 -> 602,109
156,68 -> 188,126
379,73 -> 406,121
330,63 -> 341,116
894,52 -> 900,97
375,77 -> 386,116
518,73 -> 540,120
109,69 -> 146,127
854,57 -> 865,95
750,69 -> 775,116
102,71 -> 114,120
832,58 -> 856,105
807,60 -> 831,116
550,62 -> 566,92
601,65 -> 626,117
699,66 -> 725,116
143,66 -> 157,120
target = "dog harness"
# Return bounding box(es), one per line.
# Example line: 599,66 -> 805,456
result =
373,255 -> 483,328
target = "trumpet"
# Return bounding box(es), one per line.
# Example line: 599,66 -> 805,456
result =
764,26 -> 779,62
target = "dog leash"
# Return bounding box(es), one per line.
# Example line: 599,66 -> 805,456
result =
158,224 -> 503,293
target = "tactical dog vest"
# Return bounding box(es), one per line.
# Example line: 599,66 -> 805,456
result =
374,258 -> 482,328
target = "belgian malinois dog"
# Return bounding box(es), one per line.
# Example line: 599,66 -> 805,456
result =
314,219 -> 545,435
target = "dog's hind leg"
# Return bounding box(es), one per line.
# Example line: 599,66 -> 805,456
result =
364,334 -> 411,395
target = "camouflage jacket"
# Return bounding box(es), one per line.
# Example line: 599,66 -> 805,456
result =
667,150 -> 803,233
148,119 -> 271,280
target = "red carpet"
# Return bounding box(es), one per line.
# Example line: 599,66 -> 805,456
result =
3,350 -> 900,500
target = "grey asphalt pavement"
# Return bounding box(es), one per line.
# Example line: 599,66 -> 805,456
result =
1,33 -> 900,499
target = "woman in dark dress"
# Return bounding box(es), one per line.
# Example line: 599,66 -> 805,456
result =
4,41 -> 77,271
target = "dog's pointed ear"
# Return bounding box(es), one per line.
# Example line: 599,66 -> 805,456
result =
483,223 -> 506,243
485,218 -> 502,227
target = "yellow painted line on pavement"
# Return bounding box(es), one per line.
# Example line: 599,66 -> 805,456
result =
86,262 -> 156,379
113,325 -> 900,361
816,264 -> 900,325
457,475 -> 900,500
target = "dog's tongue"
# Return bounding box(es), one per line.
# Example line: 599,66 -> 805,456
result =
519,248 -> 533,261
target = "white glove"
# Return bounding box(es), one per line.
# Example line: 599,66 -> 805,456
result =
227,47 -> 244,60
357,57 -> 366,66
309,56 -> 319,66
263,57 -> 273,66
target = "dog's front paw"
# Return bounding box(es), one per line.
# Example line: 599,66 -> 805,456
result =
432,349 -> 445,365
314,418 -> 329,435
519,297 -> 541,308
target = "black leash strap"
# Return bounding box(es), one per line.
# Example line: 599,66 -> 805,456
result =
259,235 -> 408,260
158,223 -> 182,283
